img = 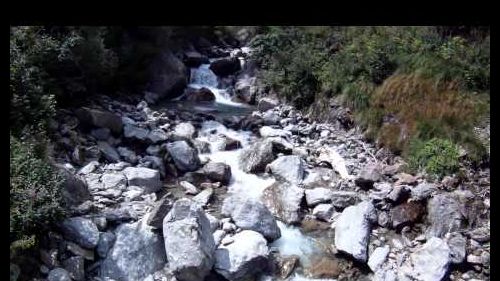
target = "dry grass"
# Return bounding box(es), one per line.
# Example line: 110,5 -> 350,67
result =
369,73 -> 484,152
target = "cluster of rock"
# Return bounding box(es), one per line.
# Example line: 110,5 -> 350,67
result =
25,44 -> 489,281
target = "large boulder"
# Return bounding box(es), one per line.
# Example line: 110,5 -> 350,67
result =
184,87 -> 216,102
75,107 -> 123,134
100,220 -> 167,281
123,124 -> 149,142
234,75 -> 257,104
222,195 -> 281,241
259,126 -> 291,139
122,167 -> 162,194
97,141 -> 120,162
61,217 -> 100,249
266,155 -> 305,184
163,199 -> 216,281
238,139 -> 277,173
305,188 -> 333,207
214,230 -> 269,281
47,268 -> 72,281
173,122 -> 196,140
257,98 -> 278,112
426,193 -> 468,239
262,181 -> 304,224
209,57 -> 241,76
202,162 -> 232,185
399,237 -> 451,281
146,51 -> 189,102
166,141 -> 201,172
334,201 -> 377,262
355,163 -> 383,190
59,169 -> 91,207
390,201 -> 425,229
183,51 -> 209,67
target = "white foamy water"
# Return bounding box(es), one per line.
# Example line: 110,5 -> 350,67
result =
271,221 -> 325,267
198,120 -> 274,200
189,64 -> 245,106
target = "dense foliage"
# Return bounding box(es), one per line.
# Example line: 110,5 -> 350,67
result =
408,138 -> 460,179
250,26 -> 490,177
10,135 -> 65,246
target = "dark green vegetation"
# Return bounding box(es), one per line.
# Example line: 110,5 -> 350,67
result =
250,26 -> 490,177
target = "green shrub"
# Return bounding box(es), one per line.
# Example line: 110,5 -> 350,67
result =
407,138 -> 460,178
10,135 -> 65,244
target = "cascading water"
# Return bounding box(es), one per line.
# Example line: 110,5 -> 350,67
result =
188,63 -> 243,106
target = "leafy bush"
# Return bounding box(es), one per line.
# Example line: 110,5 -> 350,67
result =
10,135 -> 65,245
408,138 -> 460,178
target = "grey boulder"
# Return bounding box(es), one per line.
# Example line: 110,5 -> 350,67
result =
202,162 -> 232,185
61,217 -> 100,249
262,181 -> 304,224
266,155 -> 305,184
123,167 -> 162,194
163,198 -> 216,281
166,141 -> 201,172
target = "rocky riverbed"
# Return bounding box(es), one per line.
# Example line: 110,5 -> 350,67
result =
26,46 -> 490,281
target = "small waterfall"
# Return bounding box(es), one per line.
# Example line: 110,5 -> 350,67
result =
188,64 -> 242,106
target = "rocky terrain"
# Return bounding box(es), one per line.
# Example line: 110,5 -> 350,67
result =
23,45 -> 490,281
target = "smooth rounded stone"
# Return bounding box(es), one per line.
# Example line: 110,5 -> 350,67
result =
193,188 -> 214,207
180,181 -> 199,195
238,139 -> 277,173
75,107 -> 123,134
399,237 -> 451,281
100,220 -> 167,281
390,201 -> 425,229
355,163 -> 383,190
77,161 -> 99,175
59,169 -> 91,207
61,217 -> 99,249
97,232 -> 116,258
312,204 -> 334,221
213,230 -> 226,245
166,141 -> 201,172
147,129 -> 168,144
97,141 -> 120,162
117,147 -> 138,164
305,188 -> 333,207
386,185 -> 410,203
426,193 -> 467,239
202,162 -> 232,185
259,126 -> 291,139
262,111 -> 281,126
214,230 -> 269,281
262,181 -> 305,224
266,155 -> 305,184
185,87 -> 216,102
334,201 -> 377,262
146,195 -> 174,229
258,98 -> 279,112
123,124 -> 149,141
222,195 -> 281,241
446,232 -> 467,264
163,199 -> 216,281
221,135 -> 242,151
411,182 -> 438,201
209,57 -> 241,76
91,128 -> 111,141
122,167 -> 162,194
368,245 -> 390,272
100,172 -> 127,190
47,268 -> 72,281
173,122 -> 196,140
62,256 -> 84,281
331,191 -> 359,209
